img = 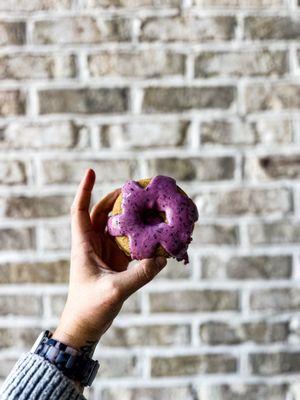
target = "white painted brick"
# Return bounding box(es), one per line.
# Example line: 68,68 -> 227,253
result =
0,1 -> 298,397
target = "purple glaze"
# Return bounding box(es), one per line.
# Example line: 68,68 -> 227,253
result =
107,175 -> 198,264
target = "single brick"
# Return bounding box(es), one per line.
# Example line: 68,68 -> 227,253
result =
192,223 -> 239,246
88,50 -> 185,78
202,255 -> 292,280
245,83 -> 300,112
97,356 -> 141,378
4,195 -> 72,218
195,50 -> 287,77
101,324 -> 191,347
0,91 -> 25,116
0,121 -> 85,149
193,384 -> 287,400
140,16 -> 236,42
196,188 -> 291,216
149,289 -> 240,312
101,387 -> 190,400
0,328 -> 40,350
0,54 -> 76,80
39,88 -> 128,114
0,0 -> 73,11
148,157 -> 195,181
248,220 -> 300,245
33,17 -> 131,44
0,160 -> 27,185
199,321 -> 288,344
0,260 -> 69,283
251,118 -> 293,144
250,288 -> 300,311
147,157 -> 235,181
250,352 -> 300,375
245,16 -> 300,40
101,121 -> 188,149
0,228 -> 35,251
143,86 -> 235,112
50,291 -> 141,316
0,21 -> 26,46
42,159 -> 137,184
0,295 -> 42,316
245,154 -> 300,180
201,119 -> 255,145
243,322 -> 288,344
151,353 -> 237,376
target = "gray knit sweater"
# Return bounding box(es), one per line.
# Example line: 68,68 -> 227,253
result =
1,353 -> 86,400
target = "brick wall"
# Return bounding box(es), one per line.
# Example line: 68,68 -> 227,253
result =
0,0 -> 300,399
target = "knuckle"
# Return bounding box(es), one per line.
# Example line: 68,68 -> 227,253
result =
139,262 -> 155,283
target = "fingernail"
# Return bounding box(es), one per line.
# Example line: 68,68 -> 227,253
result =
155,257 -> 167,268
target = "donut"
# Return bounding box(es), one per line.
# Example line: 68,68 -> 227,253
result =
107,175 -> 198,264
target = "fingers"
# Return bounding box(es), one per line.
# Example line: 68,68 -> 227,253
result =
98,233 -> 129,271
72,169 -> 95,212
113,257 -> 167,299
91,188 -> 121,232
71,169 -> 95,244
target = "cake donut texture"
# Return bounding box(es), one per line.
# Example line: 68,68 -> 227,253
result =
107,175 -> 198,264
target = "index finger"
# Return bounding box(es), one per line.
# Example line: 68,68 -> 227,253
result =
72,168 -> 95,212
71,168 -> 95,243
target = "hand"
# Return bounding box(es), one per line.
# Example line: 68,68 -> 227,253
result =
52,169 -> 167,354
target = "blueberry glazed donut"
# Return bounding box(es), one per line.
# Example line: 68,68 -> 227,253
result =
107,175 -> 198,264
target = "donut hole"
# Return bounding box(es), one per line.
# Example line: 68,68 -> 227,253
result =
140,207 -> 166,226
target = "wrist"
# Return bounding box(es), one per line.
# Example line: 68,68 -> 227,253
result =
52,323 -> 99,357
31,330 -> 99,391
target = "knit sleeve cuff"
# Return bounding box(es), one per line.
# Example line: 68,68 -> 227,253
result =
1,352 -> 86,400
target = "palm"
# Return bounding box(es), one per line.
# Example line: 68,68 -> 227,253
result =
82,228 -> 130,273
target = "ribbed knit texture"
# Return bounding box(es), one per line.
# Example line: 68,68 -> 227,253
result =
0,353 -> 86,400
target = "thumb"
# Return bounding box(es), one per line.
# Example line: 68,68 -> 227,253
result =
115,257 -> 167,299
